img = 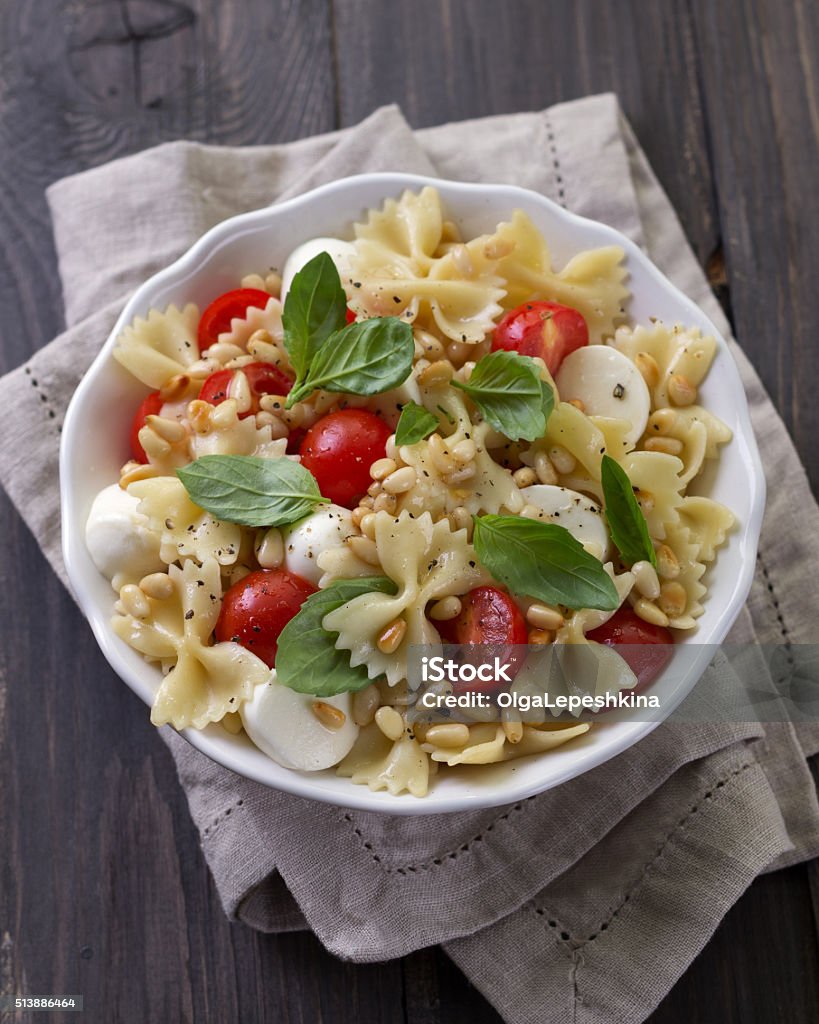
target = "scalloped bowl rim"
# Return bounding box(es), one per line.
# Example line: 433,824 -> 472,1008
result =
60,172 -> 765,815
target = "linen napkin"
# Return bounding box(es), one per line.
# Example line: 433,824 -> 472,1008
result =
2,95 -> 819,1024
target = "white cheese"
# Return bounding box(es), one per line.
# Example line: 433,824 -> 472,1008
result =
280,237 -> 357,304
85,483 -> 164,584
521,484 -> 610,561
241,672 -> 358,771
555,346 -> 650,446
282,504 -> 356,586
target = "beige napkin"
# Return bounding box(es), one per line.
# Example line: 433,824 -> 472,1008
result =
2,95 -> 819,1024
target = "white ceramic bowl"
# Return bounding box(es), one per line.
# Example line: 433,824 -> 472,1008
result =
60,173 -> 765,814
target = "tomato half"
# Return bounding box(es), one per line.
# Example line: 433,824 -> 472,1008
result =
198,362 -> 293,419
586,607 -> 673,690
436,586 -> 528,693
197,288 -> 272,351
492,300 -> 588,375
345,307 -> 356,325
299,409 -> 391,507
130,390 -> 164,463
215,569 -> 317,669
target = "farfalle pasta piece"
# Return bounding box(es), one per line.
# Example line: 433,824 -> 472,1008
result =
346,187 -> 506,343
609,322 -> 718,409
396,387 -> 522,518
558,564 -> 636,643
113,304 -> 200,388
188,398 -> 290,459
128,476 -> 243,566
216,296 -> 285,349
322,511 -> 492,686
661,522 -> 707,625
645,405 -> 732,484
336,722 -> 431,797
619,450 -> 685,541
491,211 -> 629,341
112,558 -> 270,729
678,496 -> 735,563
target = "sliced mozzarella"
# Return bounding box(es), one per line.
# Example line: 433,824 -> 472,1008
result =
85,483 -> 164,584
366,374 -> 423,428
241,672 -> 358,771
555,346 -> 650,446
521,484 -> 610,561
280,237 -> 357,304
282,504 -> 356,586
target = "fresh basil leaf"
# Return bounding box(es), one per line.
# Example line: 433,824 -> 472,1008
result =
395,402 -> 438,446
451,350 -> 550,441
282,251 -> 348,381
177,455 -> 327,527
276,577 -> 397,696
600,454 -> 657,568
473,514 -> 620,611
287,317 -> 414,407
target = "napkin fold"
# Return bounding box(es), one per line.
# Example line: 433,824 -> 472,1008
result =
2,95 -> 819,1024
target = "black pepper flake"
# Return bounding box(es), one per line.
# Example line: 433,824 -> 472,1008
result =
469,560 -> 476,568
184,609 -> 194,620
393,295 -> 402,304
613,383 -> 625,399
196,580 -> 204,586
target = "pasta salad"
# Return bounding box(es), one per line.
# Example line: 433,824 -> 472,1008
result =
85,186 -> 735,797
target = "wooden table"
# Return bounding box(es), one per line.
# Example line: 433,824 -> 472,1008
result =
2,2 -> 818,1021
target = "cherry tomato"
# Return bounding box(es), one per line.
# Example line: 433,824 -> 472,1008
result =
197,288 -> 272,351
435,586 -> 528,693
130,390 -> 164,463
299,409 -> 391,507
215,568 -> 317,669
491,300 -> 588,375
198,361 -> 293,419
345,307 -> 356,325
586,607 -> 673,690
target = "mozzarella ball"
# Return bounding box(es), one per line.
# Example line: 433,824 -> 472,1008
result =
521,484 -> 611,561
555,346 -> 650,446
241,673 -> 358,771
85,483 -> 164,584
282,504 -> 356,586
280,237 -> 357,304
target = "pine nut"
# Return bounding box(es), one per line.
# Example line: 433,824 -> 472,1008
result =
548,445 -> 576,475
647,408 -> 678,435
452,438 -> 477,463
644,436 -> 684,456
448,505 -> 473,538
225,354 -> 256,369
255,411 -> 288,438
139,572 -> 174,600
367,481 -> 383,498
373,492 -> 398,513
264,271 -> 282,296
375,705 -> 404,741
657,581 -> 687,618
668,614 -> 697,630
528,628 -> 554,644
413,329 -> 446,361
210,399 -> 239,429
655,544 -> 681,580
444,465 -> 476,485
159,373 -> 192,402
417,359 -> 454,387
370,457 -> 397,480
119,462 -> 157,488
376,618 -> 407,654
635,351 -> 660,387
248,329 -> 275,346
228,370 -> 252,413
208,342 -> 245,364
425,723 -> 470,748
282,402 -> 306,429
241,272 -> 267,291
352,685 -> 381,726
526,603 -> 564,631
502,718 -> 524,744
383,467 -> 417,494
247,338 -> 283,363
187,399 -> 214,433
568,399 -> 585,412
441,219 -> 462,243
633,598 -> 669,627
186,357 -> 221,379
456,361 -> 476,382
535,451 -> 558,484
636,489 -> 655,513
385,434 -> 398,460
632,560 -> 661,600
668,373 -> 697,406
358,495 -> 375,510
311,701 -> 347,731
429,596 -> 463,621
346,535 -> 381,567
255,527 -> 284,569
446,339 -> 472,366
145,414 -> 187,444
351,506 -> 369,529
360,513 -> 378,540
139,427 -> 170,459
221,711 -> 244,735
520,503 -> 542,519
504,490 -> 526,514
513,467 -> 537,487
121,584 -> 150,619
483,237 -> 516,260
428,434 -> 457,473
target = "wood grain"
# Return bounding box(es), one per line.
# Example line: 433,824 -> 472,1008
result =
1,0 -> 818,1022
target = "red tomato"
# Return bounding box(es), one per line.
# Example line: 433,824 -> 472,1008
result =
197,288 -> 272,351
130,390 -> 164,463
586,607 -> 673,690
215,569 -> 317,669
436,586 -> 528,693
198,362 -> 293,419
491,300 -> 588,375
299,409 -> 391,507
345,307 -> 356,325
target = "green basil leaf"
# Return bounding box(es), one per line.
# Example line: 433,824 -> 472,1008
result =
177,455 -> 327,527
287,317 -> 414,406
600,454 -> 657,568
451,350 -> 550,441
276,577 -> 398,696
282,251 -> 348,380
473,514 -> 620,611
394,401 -> 438,446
